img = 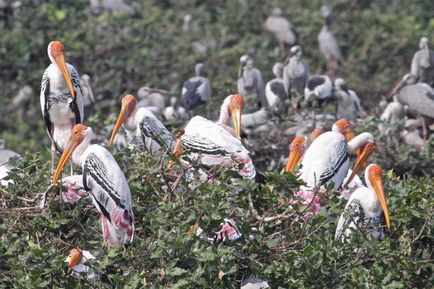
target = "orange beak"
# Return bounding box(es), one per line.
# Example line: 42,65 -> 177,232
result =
68,248 -> 82,269
52,131 -> 82,185
285,137 -> 305,173
167,131 -> 184,170
54,53 -> 75,98
109,103 -> 128,147
370,172 -> 391,229
344,142 -> 376,187
343,128 -> 354,142
231,105 -> 242,137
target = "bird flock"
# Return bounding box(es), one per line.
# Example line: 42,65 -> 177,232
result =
1,4 -> 433,284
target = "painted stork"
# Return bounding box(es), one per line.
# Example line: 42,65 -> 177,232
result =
53,124 -> 134,246
237,55 -> 267,113
335,164 -> 391,240
66,248 -> 98,280
171,94 -> 260,181
181,63 -> 211,113
264,7 -> 298,49
296,128 -> 375,190
109,94 -> 175,155
137,86 -> 166,116
283,45 -> 309,95
265,62 -> 288,110
411,37 -> 434,85
318,5 -> 342,74
335,78 -> 366,121
40,40 -> 84,176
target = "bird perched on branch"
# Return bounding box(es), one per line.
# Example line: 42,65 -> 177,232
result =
264,7 -> 298,49
335,164 -> 391,241
181,63 -> 211,114
53,124 -> 134,246
318,5 -> 342,75
411,37 -> 434,85
109,94 -> 175,156
40,40 -> 84,177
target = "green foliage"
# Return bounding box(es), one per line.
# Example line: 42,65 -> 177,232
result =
1,0 -> 433,288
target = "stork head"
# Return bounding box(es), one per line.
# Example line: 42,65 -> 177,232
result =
67,248 -> 83,269
195,63 -> 204,76
344,139 -> 376,187
366,164 -> 390,229
53,124 -> 89,185
332,118 -> 354,141
285,136 -> 306,173
109,94 -> 137,146
228,94 -> 244,137
289,45 -> 302,58
47,40 -> 75,98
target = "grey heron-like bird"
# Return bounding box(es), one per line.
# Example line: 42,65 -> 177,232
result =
40,40 -> 84,177
334,78 -> 366,121
265,62 -> 288,110
137,86 -> 166,116
163,96 -> 189,122
411,37 -> 434,85
264,7 -> 298,49
181,63 -> 211,114
0,145 -> 20,187
335,164 -> 390,241
237,55 -> 267,113
392,73 -> 434,140
283,45 -> 310,95
304,75 -> 334,106
318,5 -> 342,74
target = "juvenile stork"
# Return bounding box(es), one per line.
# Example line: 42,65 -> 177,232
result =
335,164 -> 391,240
53,124 -> 134,246
265,62 -> 288,109
40,40 -> 84,176
171,94 -> 260,181
264,7 -> 298,49
283,45 -> 309,95
109,94 -> 175,155
318,5 -> 342,74
335,78 -> 366,121
181,63 -> 211,114
237,55 -> 267,113
411,37 -> 434,85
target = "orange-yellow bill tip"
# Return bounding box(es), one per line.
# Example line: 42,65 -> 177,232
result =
285,136 -> 305,173
68,248 -> 82,268
229,94 -> 244,137
368,164 -> 390,229
344,142 -> 376,187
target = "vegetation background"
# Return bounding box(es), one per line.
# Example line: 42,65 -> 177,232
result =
0,0 -> 433,288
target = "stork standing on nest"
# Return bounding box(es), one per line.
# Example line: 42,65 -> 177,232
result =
40,40 -> 84,178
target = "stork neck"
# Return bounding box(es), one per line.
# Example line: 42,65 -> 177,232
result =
72,137 -> 92,166
124,108 -> 138,131
347,132 -> 374,154
216,96 -> 231,126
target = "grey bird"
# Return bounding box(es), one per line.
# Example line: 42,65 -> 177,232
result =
137,86 -> 167,117
265,63 -> 288,111
181,63 -> 211,113
411,37 -> 434,85
334,78 -> 366,121
283,45 -> 309,94
318,5 -> 342,74
237,55 -> 267,113
264,7 -> 298,49
392,73 -> 434,140
0,141 -> 20,186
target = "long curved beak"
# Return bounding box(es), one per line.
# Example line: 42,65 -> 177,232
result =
285,147 -> 303,173
68,248 -> 82,269
344,142 -> 376,187
53,133 -> 81,185
109,103 -> 128,146
344,129 -> 354,142
231,106 -> 242,137
54,53 -> 75,98
371,174 -> 391,229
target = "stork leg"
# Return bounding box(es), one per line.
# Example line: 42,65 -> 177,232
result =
50,141 -> 56,180
419,116 -> 427,144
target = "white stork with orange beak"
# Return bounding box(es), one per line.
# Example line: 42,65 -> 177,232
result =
53,124 -> 134,246
171,94 -> 259,180
40,40 -> 84,176
285,118 -> 374,190
335,164 -> 391,240
109,94 -> 174,155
